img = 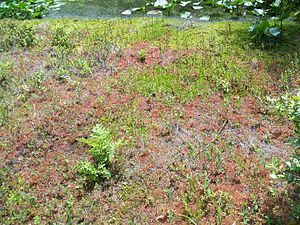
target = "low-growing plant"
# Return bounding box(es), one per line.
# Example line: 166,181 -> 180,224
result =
138,48 -> 148,62
269,91 -> 299,221
273,155 -> 300,184
0,21 -> 35,51
181,171 -> 232,223
267,91 -> 299,124
77,124 -> 123,182
51,27 -> 74,48
0,167 -> 37,224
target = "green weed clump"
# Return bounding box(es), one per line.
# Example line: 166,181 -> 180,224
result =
267,91 -> 300,149
51,27 -> 74,49
0,167 -> 37,224
77,124 -> 123,182
278,91 -> 300,184
268,91 -> 300,222
0,21 -> 34,51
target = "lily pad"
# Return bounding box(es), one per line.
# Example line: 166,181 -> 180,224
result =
154,0 -> 168,7
180,1 -> 191,7
122,9 -> 132,15
132,7 -> 144,12
253,8 -> 266,16
193,6 -> 203,10
199,15 -> 210,21
147,10 -> 163,15
180,11 -> 192,18
244,1 -> 253,7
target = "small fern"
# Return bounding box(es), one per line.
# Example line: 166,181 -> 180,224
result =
77,124 -> 123,181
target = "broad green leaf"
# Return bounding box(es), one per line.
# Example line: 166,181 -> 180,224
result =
248,23 -> 257,32
253,8 -> 266,16
146,2 -> 155,6
199,15 -> 210,21
193,6 -> 203,10
180,1 -> 191,7
122,9 -> 132,15
180,11 -> 191,18
265,27 -> 281,36
154,0 -> 168,7
147,10 -> 163,15
244,1 -> 253,7
132,7 -> 144,12
272,0 -> 281,7
269,27 -> 281,36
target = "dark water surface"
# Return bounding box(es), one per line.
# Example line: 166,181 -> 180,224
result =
48,0 -> 149,18
47,0 -> 236,21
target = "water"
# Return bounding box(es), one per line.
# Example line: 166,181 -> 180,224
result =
47,0 -> 233,21
48,0 -> 148,18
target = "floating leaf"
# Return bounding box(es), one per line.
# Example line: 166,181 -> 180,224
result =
193,6 -> 203,10
146,2 -> 155,6
162,3 -> 174,9
180,11 -> 192,18
216,0 -> 224,6
270,16 -> 279,20
132,7 -> 144,12
147,10 -> 163,15
122,9 -> 132,15
49,2 -> 65,9
154,0 -> 169,7
244,1 -> 253,7
199,15 -> 210,21
180,1 -> 191,7
253,8 -> 266,16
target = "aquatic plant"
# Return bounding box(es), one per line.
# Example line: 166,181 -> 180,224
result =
122,0 -> 204,18
123,0 -> 300,45
0,0 -> 64,19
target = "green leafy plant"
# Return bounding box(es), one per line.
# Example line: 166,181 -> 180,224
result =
0,21 -> 35,51
77,124 -> 123,182
181,171 -> 232,223
215,0 -> 300,45
273,155 -> 299,184
216,0 -> 251,16
138,48 -> 148,62
269,91 -> 300,184
248,19 -> 281,44
0,167 -> 37,224
0,0 -> 64,20
51,27 -> 74,48
267,91 -> 299,124
250,0 -> 300,44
